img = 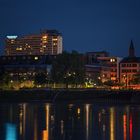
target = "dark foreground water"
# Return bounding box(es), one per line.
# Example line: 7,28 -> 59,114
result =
0,102 -> 140,140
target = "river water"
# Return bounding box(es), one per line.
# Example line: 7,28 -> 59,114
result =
0,102 -> 140,140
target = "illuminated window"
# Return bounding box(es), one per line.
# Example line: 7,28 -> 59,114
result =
34,56 -> 38,60
42,45 -> 46,48
110,58 -> 115,62
53,38 -> 58,41
113,59 -> 115,62
42,35 -> 47,39
7,35 -> 18,39
16,48 -> 22,51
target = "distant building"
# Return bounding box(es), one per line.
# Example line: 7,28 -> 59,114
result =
0,55 -> 54,87
85,64 -> 111,83
86,51 -> 109,64
120,40 -> 140,86
5,30 -> 63,55
97,56 -> 122,82
86,51 -> 122,82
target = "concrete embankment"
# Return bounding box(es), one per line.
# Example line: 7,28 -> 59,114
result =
0,89 -> 140,104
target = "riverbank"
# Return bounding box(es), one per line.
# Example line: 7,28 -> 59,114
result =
0,89 -> 140,104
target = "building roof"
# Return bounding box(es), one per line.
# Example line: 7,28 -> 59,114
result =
86,51 -> 109,55
120,57 -> 140,63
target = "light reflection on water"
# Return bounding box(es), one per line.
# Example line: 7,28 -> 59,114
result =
0,103 -> 140,140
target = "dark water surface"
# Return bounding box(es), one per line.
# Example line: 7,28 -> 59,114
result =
0,102 -> 140,140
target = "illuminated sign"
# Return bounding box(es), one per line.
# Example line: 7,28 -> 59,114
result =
7,36 -> 18,39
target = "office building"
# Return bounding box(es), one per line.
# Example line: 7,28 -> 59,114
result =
5,30 -> 63,55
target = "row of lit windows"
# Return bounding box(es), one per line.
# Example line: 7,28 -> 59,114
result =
1,56 -> 43,60
121,64 -> 137,67
122,69 -> 137,73
110,58 -> 116,62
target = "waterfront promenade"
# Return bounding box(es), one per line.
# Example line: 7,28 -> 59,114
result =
0,89 -> 140,104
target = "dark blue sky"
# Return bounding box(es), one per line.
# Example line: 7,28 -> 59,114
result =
0,0 -> 140,57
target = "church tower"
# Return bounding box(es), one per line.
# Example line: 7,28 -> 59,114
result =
129,40 -> 135,57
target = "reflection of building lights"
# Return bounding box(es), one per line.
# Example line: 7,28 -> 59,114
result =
86,104 -> 90,140
123,114 -> 127,140
110,107 -> 115,140
68,104 -> 74,110
130,114 -> 132,140
60,120 -> 64,135
43,104 -> 49,140
99,112 -> 101,122
77,108 -> 80,115
43,130 -> 48,140
103,124 -> 106,132
5,123 -> 17,140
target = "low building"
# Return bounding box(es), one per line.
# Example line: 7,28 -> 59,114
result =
120,41 -> 140,87
86,51 -> 122,83
0,55 -> 54,88
86,51 -> 109,65
97,56 -> 122,82
85,64 -> 111,84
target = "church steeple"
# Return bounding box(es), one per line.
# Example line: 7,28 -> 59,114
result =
129,40 -> 135,57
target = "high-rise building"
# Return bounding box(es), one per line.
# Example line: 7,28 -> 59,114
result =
5,30 -> 63,55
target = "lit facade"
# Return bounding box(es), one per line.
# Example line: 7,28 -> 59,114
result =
5,30 -> 63,55
0,55 -> 54,88
85,64 -> 111,83
119,41 -> 140,86
86,51 -> 122,82
97,57 -> 122,82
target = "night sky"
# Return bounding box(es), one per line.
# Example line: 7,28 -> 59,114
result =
0,0 -> 140,57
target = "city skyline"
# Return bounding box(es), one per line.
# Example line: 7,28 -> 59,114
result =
1,0 -> 140,57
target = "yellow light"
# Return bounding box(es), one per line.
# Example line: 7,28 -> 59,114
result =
42,35 -> 47,39
86,104 -> 90,140
42,130 -> 48,140
34,57 -> 38,60
16,47 -> 22,51
53,38 -> 58,41
42,104 -> 50,140
77,108 -> 80,115
110,107 -> 115,140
